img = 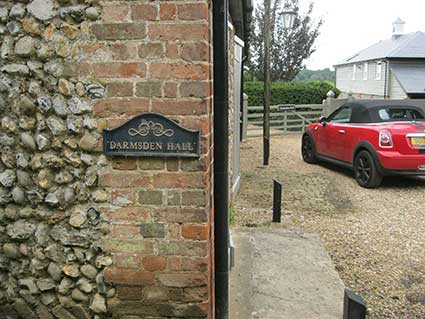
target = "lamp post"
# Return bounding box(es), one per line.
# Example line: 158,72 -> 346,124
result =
263,5 -> 296,166
263,0 -> 271,166
280,9 -> 296,30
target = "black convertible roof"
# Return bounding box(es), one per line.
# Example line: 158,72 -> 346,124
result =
337,100 -> 425,123
344,100 -> 422,109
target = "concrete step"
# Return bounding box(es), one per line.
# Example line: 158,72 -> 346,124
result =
229,227 -> 345,319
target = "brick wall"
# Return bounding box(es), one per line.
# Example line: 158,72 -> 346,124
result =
83,1 -> 214,318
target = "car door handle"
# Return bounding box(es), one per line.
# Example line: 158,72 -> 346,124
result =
338,130 -> 345,134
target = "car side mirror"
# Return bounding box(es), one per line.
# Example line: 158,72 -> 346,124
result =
319,116 -> 327,126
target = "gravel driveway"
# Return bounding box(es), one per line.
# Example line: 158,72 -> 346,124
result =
234,135 -> 425,319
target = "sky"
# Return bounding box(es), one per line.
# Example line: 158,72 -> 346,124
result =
301,0 -> 425,70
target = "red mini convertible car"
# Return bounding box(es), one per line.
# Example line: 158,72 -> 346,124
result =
302,101 -> 425,188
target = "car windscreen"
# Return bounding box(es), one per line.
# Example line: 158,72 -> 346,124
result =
375,107 -> 425,122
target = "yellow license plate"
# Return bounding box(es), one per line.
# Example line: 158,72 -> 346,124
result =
411,137 -> 425,146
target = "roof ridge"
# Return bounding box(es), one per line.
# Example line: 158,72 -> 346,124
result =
387,31 -> 420,57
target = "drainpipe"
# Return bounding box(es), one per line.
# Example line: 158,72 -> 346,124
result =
213,0 -> 229,318
384,59 -> 390,99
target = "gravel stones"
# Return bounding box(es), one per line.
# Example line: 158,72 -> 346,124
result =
50,225 -> 90,247
0,7 -> 8,22
3,243 -> 20,259
71,288 -> 88,302
85,7 -> 100,21
47,262 -> 63,282
44,61 -> 63,78
15,36 -> 37,57
6,220 -> 36,240
68,96 -> 91,114
19,278 -> 39,295
37,96 -> 52,113
12,187 -> 25,204
35,134 -> 49,151
80,264 -> 97,280
86,84 -> 105,99
19,96 -> 36,115
78,134 -> 97,152
35,224 -> 50,246
46,116 -> 66,136
237,136 -> 425,318
36,278 -> 56,291
0,170 -> 16,187
1,36 -> 13,60
10,4 -> 26,19
20,133 -> 36,151
27,0 -> 56,21
2,64 -> 29,75
58,79 -> 74,96
89,294 -> 106,314
52,95 -> 69,117
69,208 -> 87,228
63,264 -> 80,278
76,278 -> 93,293
58,277 -> 74,295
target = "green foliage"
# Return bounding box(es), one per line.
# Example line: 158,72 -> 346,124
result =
244,81 -> 340,106
295,68 -> 336,82
247,0 -> 323,81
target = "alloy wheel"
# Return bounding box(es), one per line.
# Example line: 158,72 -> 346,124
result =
356,155 -> 371,184
302,137 -> 313,161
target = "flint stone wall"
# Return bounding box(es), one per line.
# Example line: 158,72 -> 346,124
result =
0,1 -> 114,318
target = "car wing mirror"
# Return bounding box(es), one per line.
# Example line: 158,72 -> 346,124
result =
319,116 -> 327,126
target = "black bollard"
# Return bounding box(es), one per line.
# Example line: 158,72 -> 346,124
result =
343,289 -> 366,319
272,179 -> 282,223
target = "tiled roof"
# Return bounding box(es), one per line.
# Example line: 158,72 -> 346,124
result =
335,31 -> 425,66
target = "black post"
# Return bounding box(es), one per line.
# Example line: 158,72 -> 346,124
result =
213,0 -> 229,317
272,179 -> 282,223
343,289 -> 366,319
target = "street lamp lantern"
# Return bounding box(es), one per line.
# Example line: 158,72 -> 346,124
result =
280,9 -> 296,30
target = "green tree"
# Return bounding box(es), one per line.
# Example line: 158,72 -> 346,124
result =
295,68 -> 336,82
247,0 -> 322,81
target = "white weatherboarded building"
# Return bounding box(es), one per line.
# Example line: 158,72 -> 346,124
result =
335,19 -> 425,100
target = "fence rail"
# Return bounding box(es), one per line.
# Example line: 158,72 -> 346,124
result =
246,104 -> 324,138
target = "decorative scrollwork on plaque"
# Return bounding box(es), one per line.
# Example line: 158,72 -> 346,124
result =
128,120 -> 175,137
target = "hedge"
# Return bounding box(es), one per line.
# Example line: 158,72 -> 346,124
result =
244,81 -> 340,106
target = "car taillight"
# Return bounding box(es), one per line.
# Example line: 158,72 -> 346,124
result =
379,130 -> 393,148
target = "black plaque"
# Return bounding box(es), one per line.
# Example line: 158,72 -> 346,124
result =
103,113 -> 200,158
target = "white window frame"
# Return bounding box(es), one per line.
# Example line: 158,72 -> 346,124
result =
363,62 -> 368,80
376,61 -> 382,80
352,64 -> 356,80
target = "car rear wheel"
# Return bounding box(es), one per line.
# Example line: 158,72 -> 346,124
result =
302,134 -> 318,164
354,150 -> 383,188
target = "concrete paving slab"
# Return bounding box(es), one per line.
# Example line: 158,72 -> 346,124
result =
229,227 -> 345,319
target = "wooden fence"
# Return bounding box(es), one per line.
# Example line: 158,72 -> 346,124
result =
245,104 -> 324,138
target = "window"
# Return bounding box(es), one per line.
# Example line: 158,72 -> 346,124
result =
363,62 -> 368,80
377,108 -> 425,122
328,107 -> 353,124
376,62 -> 382,80
352,64 -> 356,80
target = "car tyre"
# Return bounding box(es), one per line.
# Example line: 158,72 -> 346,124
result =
354,150 -> 383,188
301,134 -> 318,164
